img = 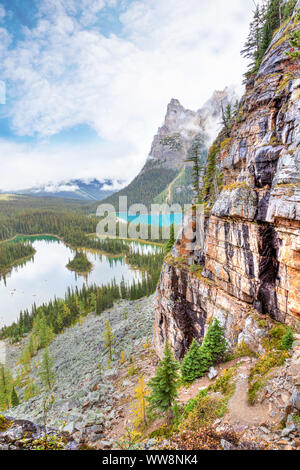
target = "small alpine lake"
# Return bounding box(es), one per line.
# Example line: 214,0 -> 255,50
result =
0,235 -> 161,329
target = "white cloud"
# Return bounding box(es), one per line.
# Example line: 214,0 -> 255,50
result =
0,138 -> 134,191
39,183 -> 80,193
0,5 -> 5,22
0,0 -> 254,189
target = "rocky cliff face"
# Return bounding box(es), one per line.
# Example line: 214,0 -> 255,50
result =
154,8 -> 300,360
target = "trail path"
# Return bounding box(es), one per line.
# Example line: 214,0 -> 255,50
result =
226,360 -> 270,426
166,168 -> 184,204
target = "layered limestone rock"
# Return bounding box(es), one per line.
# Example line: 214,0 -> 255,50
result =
154,8 -> 300,359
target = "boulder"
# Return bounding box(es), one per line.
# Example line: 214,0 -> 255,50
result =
208,367 -> 218,380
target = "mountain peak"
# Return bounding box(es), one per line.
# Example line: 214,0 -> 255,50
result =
168,98 -> 182,107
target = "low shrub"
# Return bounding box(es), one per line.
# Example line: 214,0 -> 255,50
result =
248,350 -> 289,405
0,415 -> 11,431
234,341 -> 257,359
180,395 -> 222,432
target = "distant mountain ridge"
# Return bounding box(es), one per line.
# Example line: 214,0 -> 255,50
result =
9,178 -> 125,202
104,87 -> 237,209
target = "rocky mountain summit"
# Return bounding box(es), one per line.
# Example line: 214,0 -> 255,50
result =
104,88 -> 236,208
144,89 -> 235,174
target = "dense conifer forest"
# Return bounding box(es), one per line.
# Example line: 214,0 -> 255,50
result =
0,242 -> 35,273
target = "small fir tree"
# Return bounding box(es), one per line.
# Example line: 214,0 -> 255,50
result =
197,344 -> 213,374
103,319 -> 115,367
38,348 -> 55,391
34,315 -> 54,349
186,133 -> 207,201
11,386 -> 20,407
149,341 -> 180,423
202,319 -> 227,364
181,339 -> 213,384
164,223 -> 175,253
181,339 -> 203,384
282,328 -> 294,350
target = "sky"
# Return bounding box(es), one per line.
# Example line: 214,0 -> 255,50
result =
0,0 -> 254,191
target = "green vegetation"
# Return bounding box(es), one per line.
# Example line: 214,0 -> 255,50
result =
248,324 -> 291,405
38,348 -> 55,391
159,133 -> 183,151
164,223 -> 175,254
180,320 -> 227,384
0,365 -> 13,410
181,394 -> 223,431
233,340 -> 257,359
242,0 -> 297,78
103,168 -> 178,209
181,339 -> 211,384
185,133 -> 208,202
11,386 -> 20,407
0,241 -> 35,274
66,251 -> 92,274
202,319 -> 227,364
281,328 -> 294,350
154,167 -> 195,206
84,237 -> 131,254
0,206 -> 97,244
221,103 -> 236,138
1,243 -> 164,344
0,415 -> 11,431
286,13 -> 300,59
103,319 -> 115,368
30,434 -> 66,451
209,365 -> 238,399
201,142 -> 222,205
149,341 -> 180,422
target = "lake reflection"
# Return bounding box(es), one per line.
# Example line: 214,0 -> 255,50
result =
0,236 -> 156,328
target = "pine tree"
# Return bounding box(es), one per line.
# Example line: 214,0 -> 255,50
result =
11,386 -> 20,407
34,315 -> 54,349
221,102 -> 233,137
241,2 -> 267,76
149,341 -> 180,422
38,348 -> 55,391
256,0 -> 281,69
164,223 -> 175,253
103,319 -> 115,367
197,343 -> 213,374
181,339 -> 213,384
202,143 -> 220,203
282,328 -> 294,350
186,133 -> 207,200
202,319 -> 227,364
181,339 -> 203,383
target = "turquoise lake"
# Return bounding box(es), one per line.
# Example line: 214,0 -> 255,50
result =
116,212 -> 183,226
